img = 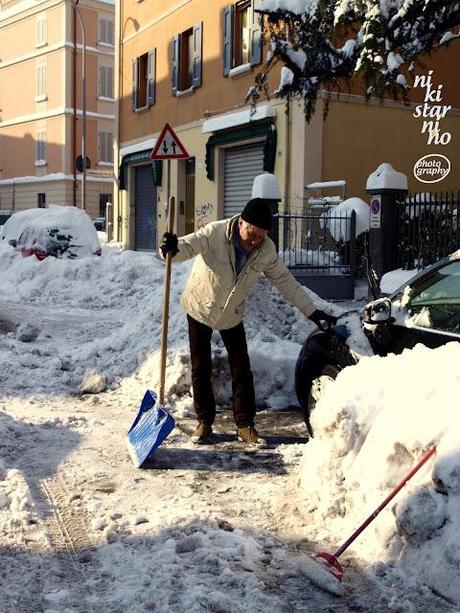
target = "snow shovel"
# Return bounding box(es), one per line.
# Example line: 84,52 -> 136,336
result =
126,198 -> 176,467
300,445 -> 437,595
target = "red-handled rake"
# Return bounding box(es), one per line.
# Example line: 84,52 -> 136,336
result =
301,445 -> 437,595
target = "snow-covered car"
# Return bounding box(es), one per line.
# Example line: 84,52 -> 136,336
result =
296,249 -> 460,432
0,205 -> 101,260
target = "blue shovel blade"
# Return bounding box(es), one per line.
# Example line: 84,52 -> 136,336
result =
127,390 -> 175,467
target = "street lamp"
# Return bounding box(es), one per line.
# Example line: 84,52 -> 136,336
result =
72,0 -> 87,211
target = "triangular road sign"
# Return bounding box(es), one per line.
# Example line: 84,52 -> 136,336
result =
150,123 -> 189,160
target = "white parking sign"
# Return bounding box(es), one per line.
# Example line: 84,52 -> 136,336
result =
370,196 -> 381,229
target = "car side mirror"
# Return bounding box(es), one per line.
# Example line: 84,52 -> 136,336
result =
362,298 -> 392,324
8,239 -> 17,248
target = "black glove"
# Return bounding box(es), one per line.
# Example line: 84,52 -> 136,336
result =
309,309 -> 337,330
160,232 -> 179,258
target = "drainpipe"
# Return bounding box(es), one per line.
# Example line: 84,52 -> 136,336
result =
283,98 -> 291,251
72,7 -> 77,206
114,0 -> 123,243
284,98 -> 291,212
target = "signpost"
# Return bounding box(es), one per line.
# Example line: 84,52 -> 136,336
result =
150,124 -> 189,405
150,123 -> 189,161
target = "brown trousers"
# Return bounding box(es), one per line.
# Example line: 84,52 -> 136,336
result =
187,314 -> 256,427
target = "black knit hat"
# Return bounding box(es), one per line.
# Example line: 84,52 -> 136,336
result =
240,198 -> 272,231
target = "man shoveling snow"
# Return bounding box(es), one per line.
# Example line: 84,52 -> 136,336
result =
160,197 -> 336,445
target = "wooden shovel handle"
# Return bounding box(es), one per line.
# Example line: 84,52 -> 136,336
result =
159,197 -> 175,405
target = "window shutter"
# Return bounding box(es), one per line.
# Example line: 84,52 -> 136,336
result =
108,133 -> 113,163
99,19 -> 105,43
192,22 -> 202,88
98,65 -> 103,96
250,2 -> 262,66
36,18 -> 47,46
131,58 -> 138,110
37,64 -> 46,97
172,35 -> 179,95
37,130 -> 47,160
108,67 -> 113,98
36,19 -> 42,45
147,49 -> 156,105
223,6 -> 233,76
108,20 -> 114,45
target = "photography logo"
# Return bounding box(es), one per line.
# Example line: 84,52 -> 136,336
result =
413,154 -> 451,184
412,70 -> 452,184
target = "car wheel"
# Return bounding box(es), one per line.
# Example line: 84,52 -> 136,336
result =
307,364 -> 340,413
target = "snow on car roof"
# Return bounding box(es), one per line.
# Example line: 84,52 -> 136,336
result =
0,205 -> 100,253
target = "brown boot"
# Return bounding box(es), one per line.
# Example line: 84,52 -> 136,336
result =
191,422 -> 213,444
237,425 -> 266,446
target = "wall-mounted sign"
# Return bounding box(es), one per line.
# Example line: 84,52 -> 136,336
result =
150,123 -> 189,160
370,196 -> 381,229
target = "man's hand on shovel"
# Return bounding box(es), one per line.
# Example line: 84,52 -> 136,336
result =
309,309 -> 337,331
160,232 -> 179,258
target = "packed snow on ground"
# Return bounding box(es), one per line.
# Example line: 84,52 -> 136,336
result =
0,242 -> 459,612
295,342 -> 460,606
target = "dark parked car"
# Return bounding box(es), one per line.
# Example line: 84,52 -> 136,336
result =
93,217 -> 106,232
0,210 -> 12,227
296,250 -> 460,434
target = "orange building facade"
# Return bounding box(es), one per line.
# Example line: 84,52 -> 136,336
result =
114,1 -> 459,250
0,0 -> 115,219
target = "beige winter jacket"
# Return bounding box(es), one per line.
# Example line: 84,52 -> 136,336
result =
169,215 -> 316,330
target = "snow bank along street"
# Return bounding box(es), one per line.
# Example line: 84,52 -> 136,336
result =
0,244 -> 459,612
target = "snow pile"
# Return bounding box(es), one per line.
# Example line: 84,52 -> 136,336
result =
323,197 -> 370,241
260,0 -> 318,16
296,342 -> 460,604
366,162 -> 408,191
251,172 -> 281,200
0,244 -> 334,400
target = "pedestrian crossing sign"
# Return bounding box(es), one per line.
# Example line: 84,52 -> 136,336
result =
150,123 -> 189,160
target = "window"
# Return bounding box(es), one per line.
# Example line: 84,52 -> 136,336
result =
36,63 -> 47,101
99,193 -> 111,217
37,193 -> 46,208
172,22 -> 202,95
99,131 -> 113,163
36,130 -> 47,163
36,16 -> 47,47
98,19 -> 114,45
99,65 -> 113,99
223,1 -> 262,75
405,261 -> 460,334
132,49 -> 156,110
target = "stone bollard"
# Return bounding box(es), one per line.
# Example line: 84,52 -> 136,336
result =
366,163 -> 408,286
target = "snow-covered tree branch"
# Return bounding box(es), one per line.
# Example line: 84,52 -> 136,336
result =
250,0 -> 460,120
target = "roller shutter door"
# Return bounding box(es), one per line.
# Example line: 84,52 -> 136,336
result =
134,164 -> 157,251
223,142 -> 264,218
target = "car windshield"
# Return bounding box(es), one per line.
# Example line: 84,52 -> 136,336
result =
405,261 -> 460,334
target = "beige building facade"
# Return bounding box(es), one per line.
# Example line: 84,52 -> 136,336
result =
114,0 -> 459,251
0,0 -> 115,219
